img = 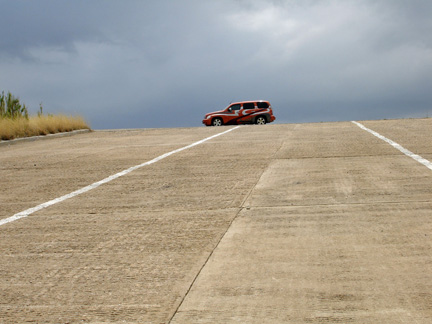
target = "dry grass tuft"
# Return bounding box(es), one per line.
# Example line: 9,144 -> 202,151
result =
0,115 -> 90,140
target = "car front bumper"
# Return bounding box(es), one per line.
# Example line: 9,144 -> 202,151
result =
202,117 -> 212,126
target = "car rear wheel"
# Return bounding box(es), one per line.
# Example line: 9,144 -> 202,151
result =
256,116 -> 266,125
212,118 -> 223,126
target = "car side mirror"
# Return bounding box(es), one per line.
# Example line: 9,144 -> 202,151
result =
228,107 -> 232,112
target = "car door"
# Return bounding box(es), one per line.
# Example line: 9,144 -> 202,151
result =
223,103 -> 242,124
239,102 -> 256,123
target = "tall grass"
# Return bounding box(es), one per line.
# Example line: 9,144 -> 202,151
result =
0,90 -> 90,140
0,115 -> 90,140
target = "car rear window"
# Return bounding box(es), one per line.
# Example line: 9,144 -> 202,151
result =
257,102 -> 269,108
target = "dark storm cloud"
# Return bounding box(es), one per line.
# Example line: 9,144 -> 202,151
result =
0,0 -> 431,128
0,1 -> 107,60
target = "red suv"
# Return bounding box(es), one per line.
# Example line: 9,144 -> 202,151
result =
202,100 -> 276,126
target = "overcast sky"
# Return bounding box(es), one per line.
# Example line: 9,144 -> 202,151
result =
1,0 -> 431,129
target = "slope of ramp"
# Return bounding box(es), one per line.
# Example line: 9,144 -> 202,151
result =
0,126 -> 285,323
170,120 -> 432,323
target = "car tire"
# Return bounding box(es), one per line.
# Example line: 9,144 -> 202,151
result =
212,118 -> 223,126
256,116 -> 266,125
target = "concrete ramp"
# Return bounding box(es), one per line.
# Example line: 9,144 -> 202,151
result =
1,119 -> 431,323
171,120 -> 432,323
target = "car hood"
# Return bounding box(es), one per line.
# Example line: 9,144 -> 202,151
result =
205,110 -> 225,116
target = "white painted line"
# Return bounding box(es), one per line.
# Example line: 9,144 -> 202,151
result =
0,126 -> 241,227
352,121 -> 432,171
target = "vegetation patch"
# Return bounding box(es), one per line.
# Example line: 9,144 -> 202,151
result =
0,91 -> 90,140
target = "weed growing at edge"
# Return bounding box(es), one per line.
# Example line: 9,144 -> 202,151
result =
0,115 -> 90,140
0,90 -> 90,140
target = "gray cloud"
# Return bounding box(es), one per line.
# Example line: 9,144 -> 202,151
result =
0,0 -> 431,128
0,1 -> 107,60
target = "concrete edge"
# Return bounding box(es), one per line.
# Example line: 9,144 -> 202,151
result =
0,129 -> 92,147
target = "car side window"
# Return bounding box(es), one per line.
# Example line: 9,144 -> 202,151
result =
243,103 -> 254,110
257,102 -> 269,108
230,104 -> 241,111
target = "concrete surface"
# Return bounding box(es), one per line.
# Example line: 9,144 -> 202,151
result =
0,119 -> 431,323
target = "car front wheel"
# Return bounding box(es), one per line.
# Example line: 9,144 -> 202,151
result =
212,118 -> 223,126
256,116 -> 266,125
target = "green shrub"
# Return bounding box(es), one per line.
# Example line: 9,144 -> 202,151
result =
0,91 -> 29,119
